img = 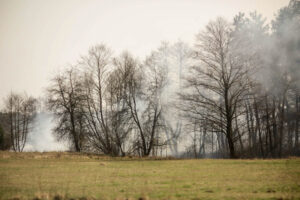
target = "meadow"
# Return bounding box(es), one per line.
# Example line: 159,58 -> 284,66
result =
0,152 -> 299,200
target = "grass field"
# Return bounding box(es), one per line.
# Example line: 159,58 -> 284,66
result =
0,152 -> 299,200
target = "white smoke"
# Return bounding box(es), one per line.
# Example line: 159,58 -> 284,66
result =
24,112 -> 68,152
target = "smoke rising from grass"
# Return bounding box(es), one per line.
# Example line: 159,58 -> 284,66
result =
24,112 -> 68,152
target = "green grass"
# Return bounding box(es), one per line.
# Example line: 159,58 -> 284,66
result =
0,152 -> 299,200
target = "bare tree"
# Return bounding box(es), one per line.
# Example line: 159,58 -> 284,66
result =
180,18 -> 253,158
47,67 -> 86,152
124,52 -> 167,156
4,92 -> 37,152
105,52 -> 135,156
80,45 -> 121,155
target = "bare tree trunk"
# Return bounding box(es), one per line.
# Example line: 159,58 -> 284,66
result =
254,99 -> 264,157
278,97 -> 285,157
295,94 -> 299,154
271,99 -> 278,157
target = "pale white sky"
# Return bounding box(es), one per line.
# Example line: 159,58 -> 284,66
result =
0,0 -> 289,102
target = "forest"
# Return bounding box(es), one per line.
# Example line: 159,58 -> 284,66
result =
0,0 -> 299,159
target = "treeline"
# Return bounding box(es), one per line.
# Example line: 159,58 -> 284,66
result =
0,1 -> 299,158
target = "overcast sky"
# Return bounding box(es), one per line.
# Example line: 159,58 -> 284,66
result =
0,0 -> 289,102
